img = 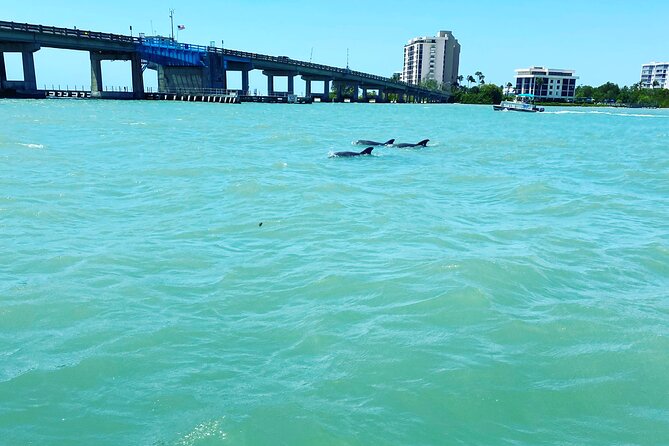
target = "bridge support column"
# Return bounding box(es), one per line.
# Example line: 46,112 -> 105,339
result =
287,75 -> 294,95
0,43 -> 40,94
301,76 -> 331,102
241,70 -> 249,95
90,53 -> 103,98
323,80 -> 330,102
267,74 -> 274,96
130,53 -> 144,99
21,51 -> 37,91
263,70 -> 297,97
91,51 -> 145,98
0,53 -> 6,89
352,84 -> 359,102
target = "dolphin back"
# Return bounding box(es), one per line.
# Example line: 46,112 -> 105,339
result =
331,147 -> 373,157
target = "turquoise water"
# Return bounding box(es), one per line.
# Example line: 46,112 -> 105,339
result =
1,100 -> 668,445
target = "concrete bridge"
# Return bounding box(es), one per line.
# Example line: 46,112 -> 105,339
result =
0,20 -> 450,103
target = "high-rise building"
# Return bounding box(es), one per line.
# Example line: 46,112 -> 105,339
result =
640,62 -> 669,89
514,67 -> 578,100
401,31 -> 460,89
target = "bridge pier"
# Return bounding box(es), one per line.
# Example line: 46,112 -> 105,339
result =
0,43 -> 39,94
90,51 -> 144,99
263,70 -> 296,97
0,53 -> 5,88
242,69 -> 249,95
266,74 -> 274,95
332,80 -> 363,102
158,65 -> 207,94
206,52 -> 226,90
90,53 -> 103,97
130,53 -> 143,99
302,76 -> 330,102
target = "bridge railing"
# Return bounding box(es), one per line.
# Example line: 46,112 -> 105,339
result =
0,20 -> 136,44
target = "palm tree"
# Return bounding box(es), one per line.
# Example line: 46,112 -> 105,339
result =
534,77 -> 545,97
466,75 -> 476,87
475,71 -> 484,85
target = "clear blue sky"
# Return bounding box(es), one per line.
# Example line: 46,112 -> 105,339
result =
3,0 -> 668,93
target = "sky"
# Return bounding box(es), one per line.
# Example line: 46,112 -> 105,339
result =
2,0 -> 668,93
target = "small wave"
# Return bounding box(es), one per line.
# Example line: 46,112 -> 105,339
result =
176,418 -> 227,446
17,143 -> 44,149
547,110 -> 665,118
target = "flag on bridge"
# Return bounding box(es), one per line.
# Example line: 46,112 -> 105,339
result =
178,25 -> 185,30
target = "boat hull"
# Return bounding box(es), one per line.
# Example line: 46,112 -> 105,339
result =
493,104 -> 539,112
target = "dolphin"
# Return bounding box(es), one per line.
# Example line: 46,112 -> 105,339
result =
392,139 -> 430,148
354,138 -> 395,146
330,147 -> 374,158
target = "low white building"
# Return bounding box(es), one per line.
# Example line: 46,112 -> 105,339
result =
514,66 -> 578,100
640,62 -> 669,89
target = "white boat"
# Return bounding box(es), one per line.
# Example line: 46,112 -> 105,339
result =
493,94 -> 544,113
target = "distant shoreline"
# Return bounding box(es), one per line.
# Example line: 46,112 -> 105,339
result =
536,102 -> 661,109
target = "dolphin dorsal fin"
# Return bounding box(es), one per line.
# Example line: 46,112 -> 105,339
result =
417,139 -> 429,146
384,139 -> 395,145
360,147 -> 374,155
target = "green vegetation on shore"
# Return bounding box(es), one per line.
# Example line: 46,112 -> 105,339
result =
572,82 -> 669,108
416,73 -> 669,107
418,72 -> 503,104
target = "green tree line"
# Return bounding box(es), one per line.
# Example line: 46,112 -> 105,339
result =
574,82 -> 669,108
415,71 -> 503,104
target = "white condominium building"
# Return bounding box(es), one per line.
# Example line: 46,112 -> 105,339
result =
401,31 -> 460,89
640,62 -> 669,89
514,67 -> 578,100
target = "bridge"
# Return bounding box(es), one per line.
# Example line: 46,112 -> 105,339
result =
0,20 -> 451,103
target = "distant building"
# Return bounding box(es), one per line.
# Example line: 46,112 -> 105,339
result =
640,62 -> 669,89
514,66 -> 578,100
401,31 -> 460,90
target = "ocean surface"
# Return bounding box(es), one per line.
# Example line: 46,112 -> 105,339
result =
1,99 -> 668,445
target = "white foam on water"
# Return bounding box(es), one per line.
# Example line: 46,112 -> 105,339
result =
546,110 -> 665,118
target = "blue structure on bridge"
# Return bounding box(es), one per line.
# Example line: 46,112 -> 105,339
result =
138,37 -> 208,67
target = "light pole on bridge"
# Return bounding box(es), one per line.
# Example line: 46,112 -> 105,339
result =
169,9 -> 175,41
